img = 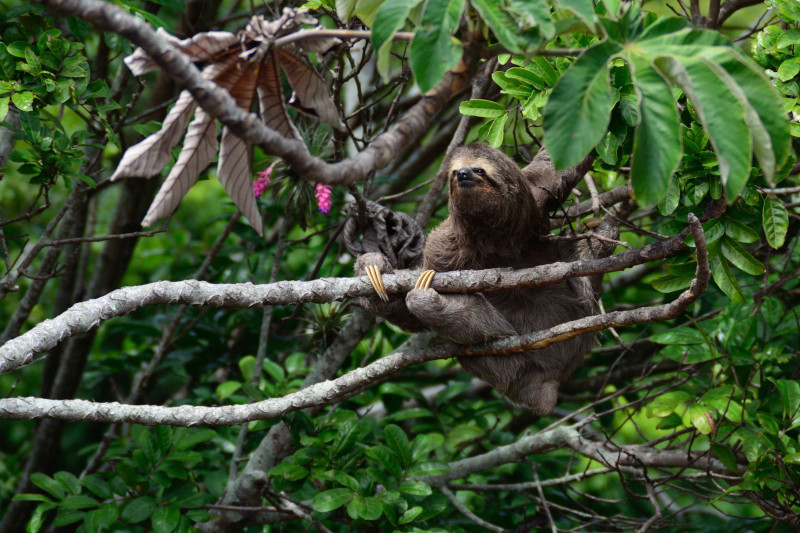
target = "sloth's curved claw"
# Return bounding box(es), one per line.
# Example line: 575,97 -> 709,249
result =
365,265 -> 389,302
414,270 -> 436,291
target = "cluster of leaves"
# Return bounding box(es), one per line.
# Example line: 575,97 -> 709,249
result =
464,4 -> 789,207
754,0 -> 800,137
267,383 -> 528,532
14,427 -> 217,533
0,7 -> 120,187
646,293 -> 800,505
272,413 -> 450,527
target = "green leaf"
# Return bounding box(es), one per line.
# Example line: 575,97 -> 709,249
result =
372,0 -> 424,81
174,428 -> 217,450
771,378 -> 800,420
30,474 -> 65,500
398,480 -> 432,496
650,270 -> 694,293
316,470 -> 359,491
777,29 -> 800,48
331,418 -> 370,458
651,327 -> 705,345
653,56 -> 751,199
152,507 -> 181,533
0,45 -> 16,80
385,424 -> 412,469
399,505 -> 424,524
557,0 -> 597,28
262,359 -> 285,384
355,0 -> 384,26
366,445 -> 403,480
412,433 -> 445,460
647,390 -> 692,417
409,0 -> 465,92
23,47 -> 40,76
336,0 -> 358,20
720,237 -> 764,275
269,462 -> 308,481
763,196 -> 788,249
311,488 -> 354,513
54,471 -> 80,495
459,99 -> 506,118
485,114 -> 507,148
629,64 -> 681,205
715,50 -> 790,181
543,41 -> 618,169
504,0 -> 555,38
53,512 -> 84,527
122,498 -> 156,523
778,58 -> 800,82
352,495 -> 383,520
710,255 -> 745,303
711,444 -> 740,473
528,57 -> 559,86
685,403 -> 714,434
16,493 -> 54,504
11,91 -> 34,112
472,0 -> 543,53
238,355 -> 256,382
761,297 -> 785,327
60,495 -> 100,510
27,505 -> 49,533
505,67 -> 545,89
657,174 -> 680,215
215,380 -> 241,400
724,217 -> 759,243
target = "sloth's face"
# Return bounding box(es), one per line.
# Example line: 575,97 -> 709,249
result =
448,154 -> 521,222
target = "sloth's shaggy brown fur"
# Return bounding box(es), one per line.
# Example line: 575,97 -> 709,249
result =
356,144 -> 618,415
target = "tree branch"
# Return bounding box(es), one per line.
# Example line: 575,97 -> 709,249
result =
0,214 -> 708,425
39,0 -> 479,186
1,214 -> 708,376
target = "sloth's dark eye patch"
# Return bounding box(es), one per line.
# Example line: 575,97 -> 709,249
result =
473,167 -> 498,188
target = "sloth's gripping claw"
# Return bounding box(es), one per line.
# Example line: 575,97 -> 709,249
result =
414,270 -> 435,291
365,264 -> 389,302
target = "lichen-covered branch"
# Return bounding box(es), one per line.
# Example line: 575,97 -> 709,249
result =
0,218 -> 705,376
0,214 -> 708,426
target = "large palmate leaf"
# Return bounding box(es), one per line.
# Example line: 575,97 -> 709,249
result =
542,6 -> 790,205
111,10 -> 343,236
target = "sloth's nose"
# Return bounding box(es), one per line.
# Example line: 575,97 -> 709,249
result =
457,169 -> 471,181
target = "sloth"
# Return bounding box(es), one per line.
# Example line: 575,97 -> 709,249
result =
355,144 -> 618,415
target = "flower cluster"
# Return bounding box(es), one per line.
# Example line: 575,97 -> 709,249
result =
253,165 -> 274,199
315,183 -> 332,214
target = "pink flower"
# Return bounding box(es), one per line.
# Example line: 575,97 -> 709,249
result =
253,165 -> 274,199
315,183 -> 332,214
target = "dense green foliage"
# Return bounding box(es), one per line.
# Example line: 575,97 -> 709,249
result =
1,0 -> 800,531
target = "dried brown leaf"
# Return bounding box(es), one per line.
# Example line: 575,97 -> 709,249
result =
110,91 -> 197,180
217,127 -> 262,235
141,108 -> 217,227
125,27 -> 239,75
257,53 -> 301,140
278,48 -> 344,130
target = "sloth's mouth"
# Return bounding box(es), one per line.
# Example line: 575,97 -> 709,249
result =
457,176 -> 480,188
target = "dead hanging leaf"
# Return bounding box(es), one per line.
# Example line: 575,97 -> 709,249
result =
112,8 -> 344,236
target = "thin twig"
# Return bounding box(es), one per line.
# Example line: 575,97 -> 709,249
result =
441,487 -> 506,533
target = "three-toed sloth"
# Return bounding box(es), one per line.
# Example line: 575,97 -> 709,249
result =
356,144 -> 618,415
